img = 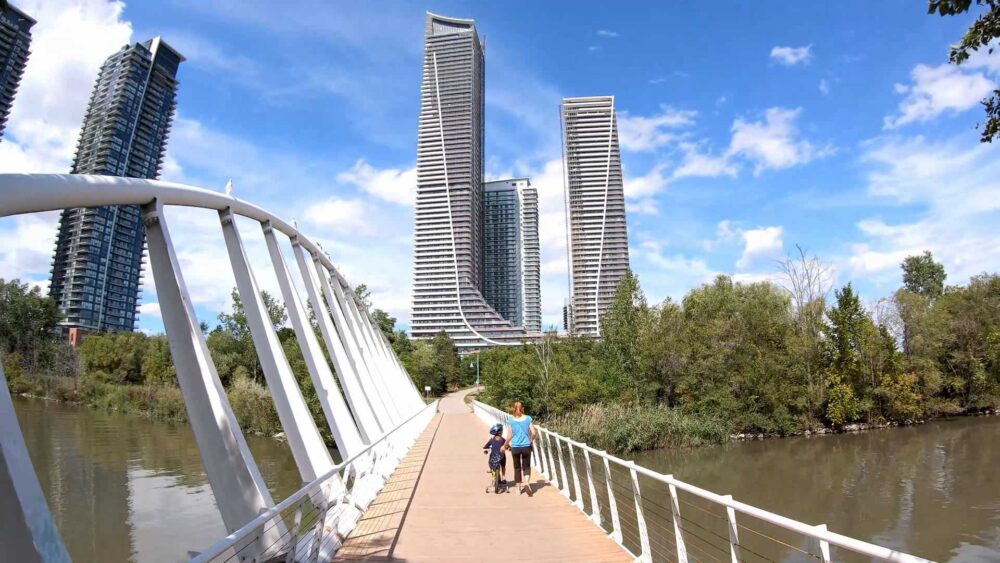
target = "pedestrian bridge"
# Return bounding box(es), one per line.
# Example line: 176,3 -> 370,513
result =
1,175 -> 931,562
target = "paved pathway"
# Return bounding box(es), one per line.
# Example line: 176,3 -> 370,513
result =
335,389 -> 629,562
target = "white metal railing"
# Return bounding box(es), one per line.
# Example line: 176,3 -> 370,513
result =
191,400 -> 438,563
472,401 -> 932,563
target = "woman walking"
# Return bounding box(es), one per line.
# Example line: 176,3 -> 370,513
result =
504,401 -> 536,496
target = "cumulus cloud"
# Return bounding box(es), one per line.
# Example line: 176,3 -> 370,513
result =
736,226 -> 784,268
336,159 -> 416,206
672,142 -> 738,180
618,107 -> 697,152
303,197 -> 371,234
770,45 -> 812,66
624,163 -> 669,200
884,62 -> 997,129
728,107 -> 832,176
597,30 -> 619,38
0,0 -> 133,173
847,135 -> 1000,285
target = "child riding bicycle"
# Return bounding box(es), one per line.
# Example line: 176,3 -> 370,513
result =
483,423 -> 507,493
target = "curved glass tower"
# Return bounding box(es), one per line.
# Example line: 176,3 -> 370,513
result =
411,13 -> 535,352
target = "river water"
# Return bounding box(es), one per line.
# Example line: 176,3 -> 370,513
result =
10,396 -> 1000,562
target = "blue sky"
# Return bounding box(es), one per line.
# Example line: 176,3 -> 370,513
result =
1,0 -> 998,334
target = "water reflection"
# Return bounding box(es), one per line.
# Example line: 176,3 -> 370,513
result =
12,396 -> 304,563
630,416 -> 1000,561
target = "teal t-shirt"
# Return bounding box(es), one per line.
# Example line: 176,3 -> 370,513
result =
508,415 -> 532,448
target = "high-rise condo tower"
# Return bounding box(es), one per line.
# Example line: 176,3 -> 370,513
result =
484,178 -> 541,333
561,96 -> 630,337
49,38 -> 183,337
411,13 -> 536,352
0,3 -> 35,140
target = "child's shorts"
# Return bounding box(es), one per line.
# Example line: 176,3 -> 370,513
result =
488,452 -> 506,471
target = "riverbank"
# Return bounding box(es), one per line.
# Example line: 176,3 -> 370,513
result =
5,371 -> 286,438
533,400 -> 999,455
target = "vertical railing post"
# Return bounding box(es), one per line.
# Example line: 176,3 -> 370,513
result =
667,477 -> 688,563
602,454 -> 622,544
567,442 -> 584,511
142,200 -> 282,557
629,465 -> 652,563
722,494 -> 741,563
555,436 -> 570,498
814,524 -> 832,563
545,432 -> 560,489
583,449 -> 602,526
309,498 -> 329,563
284,494 -> 307,563
537,429 -> 550,478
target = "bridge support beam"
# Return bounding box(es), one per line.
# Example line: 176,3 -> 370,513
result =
141,201 -> 283,557
329,270 -> 404,424
220,209 -> 334,483
262,222 -> 364,458
292,242 -> 382,442
0,362 -> 71,563
354,295 -> 420,415
315,259 -> 395,429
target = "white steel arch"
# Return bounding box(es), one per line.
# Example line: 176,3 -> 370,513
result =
0,173 -> 427,562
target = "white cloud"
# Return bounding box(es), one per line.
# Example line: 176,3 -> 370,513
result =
303,197 -> 371,234
0,211 -> 61,290
137,302 -> 162,321
624,163 -> 669,200
597,30 -> 619,38
770,45 -> 812,66
633,240 -> 717,303
0,0 -> 133,173
336,159 -> 416,206
884,63 -> 996,129
728,107 -> 832,176
626,199 -> 659,215
737,226 -> 784,268
819,78 -> 830,95
618,107 -> 697,152
588,45 -> 601,53
672,142 -> 738,180
843,135 -> 1000,290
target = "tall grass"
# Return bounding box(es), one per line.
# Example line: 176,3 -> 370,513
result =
544,403 -> 729,454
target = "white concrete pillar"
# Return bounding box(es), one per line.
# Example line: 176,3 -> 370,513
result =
141,201 -> 283,554
220,208 -> 333,482
261,221 -> 364,458
292,241 -> 382,442
0,362 -> 71,563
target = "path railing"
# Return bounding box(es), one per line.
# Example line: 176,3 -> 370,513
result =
191,400 -> 438,563
472,401 -> 932,563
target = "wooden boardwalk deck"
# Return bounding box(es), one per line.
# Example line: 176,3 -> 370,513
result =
335,389 -> 629,562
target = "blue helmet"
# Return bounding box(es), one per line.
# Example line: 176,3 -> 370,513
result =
489,423 -> 503,436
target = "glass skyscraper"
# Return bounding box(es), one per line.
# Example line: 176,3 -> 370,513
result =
411,13 -> 538,352
484,179 -> 541,333
49,37 -> 183,335
0,3 -> 35,140
561,96 -> 631,337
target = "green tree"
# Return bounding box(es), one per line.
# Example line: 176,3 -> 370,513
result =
928,0 -> 1000,142
79,332 -> 148,384
0,278 -> 61,370
600,270 -> 650,403
210,288 -> 286,383
901,251 -> 947,299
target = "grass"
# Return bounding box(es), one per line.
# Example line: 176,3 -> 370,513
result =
544,403 -> 729,454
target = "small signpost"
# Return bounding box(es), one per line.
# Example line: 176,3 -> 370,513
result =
424,385 -> 431,399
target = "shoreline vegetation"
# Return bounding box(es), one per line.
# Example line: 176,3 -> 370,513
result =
4,249 -> 999,456
477,250 -> 1000,454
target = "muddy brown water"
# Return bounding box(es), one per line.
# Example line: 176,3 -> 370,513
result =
10,396 -> 1000,562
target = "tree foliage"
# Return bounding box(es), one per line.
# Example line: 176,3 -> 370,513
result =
902,251 -> 947,299
928,0 -> 1000,142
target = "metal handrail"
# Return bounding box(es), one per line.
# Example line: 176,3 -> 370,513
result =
192,400 -> 439,562
471,400 -> 932,563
